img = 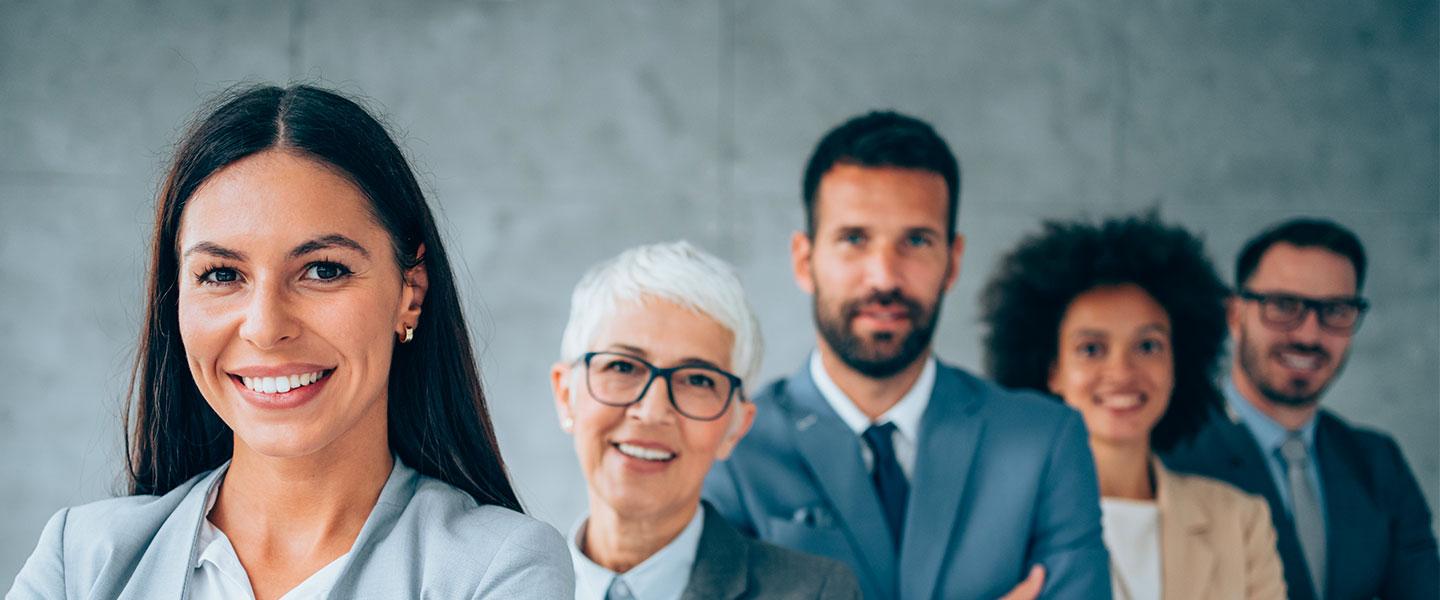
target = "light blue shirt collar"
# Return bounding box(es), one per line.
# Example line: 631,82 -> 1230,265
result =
1224,378 -> 1326,517
1224,378 -> 1318,451
569,507 -> 705,600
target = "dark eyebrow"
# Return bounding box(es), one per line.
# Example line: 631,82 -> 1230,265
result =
182,242 -> 246,262
290,234 -> 370,259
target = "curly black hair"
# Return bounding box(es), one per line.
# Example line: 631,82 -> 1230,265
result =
979,213 -> 1228,452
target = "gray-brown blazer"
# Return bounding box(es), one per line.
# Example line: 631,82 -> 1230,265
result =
682,502 -> 860,600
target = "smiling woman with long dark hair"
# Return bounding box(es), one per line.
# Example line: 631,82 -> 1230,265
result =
9,84 -> 573,599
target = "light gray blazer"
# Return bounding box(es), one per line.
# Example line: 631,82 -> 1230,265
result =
7,458 -> 574,599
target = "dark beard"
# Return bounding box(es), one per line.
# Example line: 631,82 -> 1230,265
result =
814,288 -> 940,378
1237,329 -> 1327,407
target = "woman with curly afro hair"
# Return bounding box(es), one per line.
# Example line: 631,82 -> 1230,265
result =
980,213 -> 1285,599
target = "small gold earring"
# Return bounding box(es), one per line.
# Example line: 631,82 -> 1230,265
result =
400,326 -> 415,344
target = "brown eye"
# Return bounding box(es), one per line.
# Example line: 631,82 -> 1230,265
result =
305,262 -> 351,281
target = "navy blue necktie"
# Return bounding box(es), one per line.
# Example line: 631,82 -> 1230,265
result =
862,422 -> 908,549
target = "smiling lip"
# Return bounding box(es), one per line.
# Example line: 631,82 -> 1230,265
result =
227,364 -> 335,410
610,439 -> 677,471
1094,392 -> 1147,413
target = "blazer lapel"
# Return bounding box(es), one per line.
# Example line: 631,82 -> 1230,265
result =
783,367 -> 899,597
1209,405 -> 1317,600
1156,460 -> 1214,600
327,458 -> 420,598
898,365 -> 983,600
681,502 -> 750,600
118,463 -> 229,600
1313,413 -> 1383,600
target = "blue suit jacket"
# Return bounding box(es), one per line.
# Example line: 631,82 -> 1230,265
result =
703,361 -> 1110,600
7,458 -> 574,599
1162,405 -> 1440,600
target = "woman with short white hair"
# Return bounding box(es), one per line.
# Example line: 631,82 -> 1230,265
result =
550,240 -> 861,600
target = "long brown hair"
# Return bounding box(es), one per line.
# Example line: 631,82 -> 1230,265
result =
125,84 -> 521,511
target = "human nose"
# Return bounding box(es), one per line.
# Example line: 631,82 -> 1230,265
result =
1288,308 -> 1325,343
1103,349 -> 1138,382
237,278 -> 300,349
628,371 -> 678,423
862,245 -> 903,291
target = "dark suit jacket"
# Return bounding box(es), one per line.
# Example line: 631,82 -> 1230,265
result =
683,502 -> 860,600
704,361 -> 1110,600
1162,405 -> 1439,600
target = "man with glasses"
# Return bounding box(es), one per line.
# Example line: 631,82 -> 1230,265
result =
1164,218 -> 1438,600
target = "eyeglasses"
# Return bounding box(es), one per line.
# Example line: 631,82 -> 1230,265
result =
1237,289 -> 1369,333
579,351 -> 743,421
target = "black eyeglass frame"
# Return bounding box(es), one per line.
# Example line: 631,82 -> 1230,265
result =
1236,289 -> 1370,333
578,351 -> 745,421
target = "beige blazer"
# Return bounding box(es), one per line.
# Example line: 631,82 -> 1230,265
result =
1154,458 -> 1286,600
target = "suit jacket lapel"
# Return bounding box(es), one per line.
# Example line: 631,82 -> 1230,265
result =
783,367 -> 899,597
898,365 -> 983,600
117,464 -> 228,600
1208,405 -> 1317,600
1313,413 -> 1381,600
1156,460 -> 1214,600
682,502 -> 750,600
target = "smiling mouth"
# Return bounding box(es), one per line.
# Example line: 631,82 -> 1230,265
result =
232,369 -> 334,394
1095,393 -> 1146,410
611,442 -> 676,462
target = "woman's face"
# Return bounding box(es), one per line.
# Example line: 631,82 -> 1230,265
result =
1048,284 -> 1173,450
551,297 -> 755,522
176,150 -> 424,459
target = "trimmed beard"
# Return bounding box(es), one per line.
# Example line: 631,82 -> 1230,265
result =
1236,327 -> 1338,407
814,287 -> 941,379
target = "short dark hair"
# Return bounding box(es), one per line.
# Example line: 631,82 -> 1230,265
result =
801,111 -> 960,239
128,84 -> 521,511
1235,218 -> 1367,292
980,213 -> 1228,452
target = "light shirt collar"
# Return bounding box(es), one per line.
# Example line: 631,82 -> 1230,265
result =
809,350 -> 935,478
191,469 -> 351,600
809,350 -> 934,441
569,507 -> 705,600
1224,378 -> 1317,451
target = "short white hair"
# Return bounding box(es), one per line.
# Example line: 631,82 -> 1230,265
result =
558,240 -> 763,385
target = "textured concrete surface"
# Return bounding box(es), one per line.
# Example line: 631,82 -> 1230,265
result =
2,0 -> 1436,584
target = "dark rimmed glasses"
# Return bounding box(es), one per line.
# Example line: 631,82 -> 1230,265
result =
1237,289 -> 1370,334
580,351 -> 744,421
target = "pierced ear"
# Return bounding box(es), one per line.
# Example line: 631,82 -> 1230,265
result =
790,231 -> 815,295
397,245 -> 429,335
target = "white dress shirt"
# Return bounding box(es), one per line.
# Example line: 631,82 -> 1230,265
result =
569,507 -> 705,600
809,350 -> 935,478
190,480 -> 351,600
1100,497 -> 1162,600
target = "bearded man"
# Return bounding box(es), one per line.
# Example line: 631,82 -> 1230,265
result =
1163,218 -> 1438,600
703,111 -> 1110,600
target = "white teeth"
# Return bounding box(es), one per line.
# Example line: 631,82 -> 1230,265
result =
615,443 -> 676,462
239,370 -> 327,394
1099,394 -> 1143,410
1278,353 -> 1321,370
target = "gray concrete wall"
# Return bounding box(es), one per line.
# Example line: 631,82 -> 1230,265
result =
2,0 -> 1435,584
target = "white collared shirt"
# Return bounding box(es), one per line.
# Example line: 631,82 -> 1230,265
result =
190,479 -> 351,600
569,508 -> 705,600
809,350 -> 935,478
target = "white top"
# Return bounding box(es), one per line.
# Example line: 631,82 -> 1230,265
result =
809,350 -> 935,478
569,507 -> 705,600
190,480 -> 351,600
1100,497 -> 1162,600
